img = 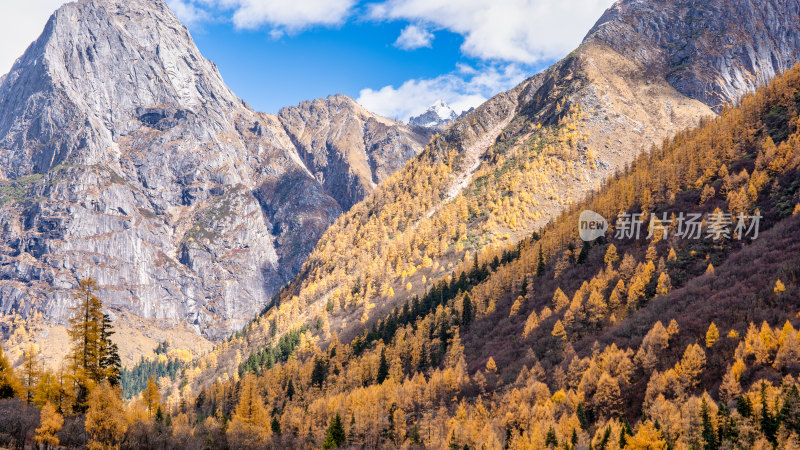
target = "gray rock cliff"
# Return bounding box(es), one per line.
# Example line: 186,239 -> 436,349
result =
0,0 -> 426,347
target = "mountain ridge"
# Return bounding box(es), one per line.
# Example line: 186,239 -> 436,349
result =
0,0 -> 429,364
186,0 -> 800,393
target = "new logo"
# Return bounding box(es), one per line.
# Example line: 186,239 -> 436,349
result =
579,210 -> 608,242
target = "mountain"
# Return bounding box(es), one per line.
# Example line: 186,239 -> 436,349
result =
186,52 -> 800,450
409,99 -> 459,129
278,95 -> 433,210
183,0 -> 800,417
0,0 -> 427,363
224,0 -> 800,345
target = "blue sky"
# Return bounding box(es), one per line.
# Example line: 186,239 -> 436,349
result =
1,0 -> 616,120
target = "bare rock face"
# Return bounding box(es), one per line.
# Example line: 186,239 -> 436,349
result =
0,0 -> 425,349
586,0 -> 800,111
278,95 -> 432,210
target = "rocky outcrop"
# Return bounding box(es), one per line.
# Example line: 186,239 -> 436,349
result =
408,99 -> 458,129
586,0 -> 800,111
0,0 -> 425,353
278,95 -> 431,210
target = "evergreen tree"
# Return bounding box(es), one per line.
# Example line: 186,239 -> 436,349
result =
311,357 -> 328,388
100,314 -> 121,386
376,348 -> 389,384
536,245 -> 546,277
462,294 -> 474,328
760,381 -> 778,443
545,426 -> 558,447
323,413 -> 346,449
285,378 -> 295,400
781,384 -> 800,435
577,241 -> 590,264
701,397 -> 718,450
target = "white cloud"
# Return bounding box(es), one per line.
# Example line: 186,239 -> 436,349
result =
0,0 -> 69,76
370,0 -> 615,64
198,0 -> 356,31
167,0 -> 210,27
394,24 -> 433,50
357,64 -> 527,121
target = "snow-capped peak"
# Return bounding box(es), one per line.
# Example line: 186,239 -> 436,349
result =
408,100 -> 459,128
430,99 -> 457,121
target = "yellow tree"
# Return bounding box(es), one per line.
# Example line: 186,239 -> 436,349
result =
552,288 -> 570,311
523,311 -> 539,338
143,376 -> 161,419
594,373 -> 622,418
552,320 -> 567,341
604,244 -> 619,266
675,344 -> 706,391
35,402 -> 64,449
655,272 -> 672,297
227,375 -> 271,448
667,319 -> 680,337
775,279 -> 786,294
85,381 -> 127,450
627,420 -> 666,449
68,279 -> 120,411
706,323 -> 720,348
68,278 -> 104,408
485,357 -> 497,374
21,344 -> 41,404
0,344 -> 21,398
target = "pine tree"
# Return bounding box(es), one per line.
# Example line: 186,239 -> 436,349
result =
311,357 -> 328,388
461,294 -> 474,328
536,245 -> 546,277
100,313 -> 121,386
377,348 -> 389,384
577,241 -> 590,264
323,413 -> 346,449
545,426 -> 558,447
759,381 -> 778,443
700,397 -> 718,450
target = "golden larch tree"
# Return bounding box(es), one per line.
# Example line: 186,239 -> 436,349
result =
35,401 -> 64,449
85,380 -> 127,450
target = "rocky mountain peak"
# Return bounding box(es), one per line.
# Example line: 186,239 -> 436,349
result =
278,94 -> 432,210
408,99 -> 459,129
0,0 -> 242,179
585,0 -> 800,111
0,0 -> 428,361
